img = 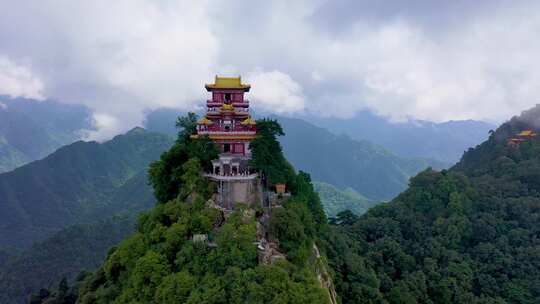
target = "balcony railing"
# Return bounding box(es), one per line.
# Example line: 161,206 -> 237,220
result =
206,107 -> 250,113
197,130 -> 256,135
204,173 -> 258,181
207,100 -> 249,106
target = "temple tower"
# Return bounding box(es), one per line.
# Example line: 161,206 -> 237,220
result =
193,76 -> 260,209
196,76 -> 256,157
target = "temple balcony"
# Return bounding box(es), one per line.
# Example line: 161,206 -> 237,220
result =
234,107 -> 249,112
198,123 -> 256,132
197,130 -> 256,136
232,101 -> 249,107
206,108 -> 249,115
207,100 -> 249,107
203,173 -> 258,181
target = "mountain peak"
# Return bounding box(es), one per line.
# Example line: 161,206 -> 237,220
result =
125,126 -> 147,135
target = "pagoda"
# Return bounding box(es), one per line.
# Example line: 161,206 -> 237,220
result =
192,76 -> 257,156
193,76 -> 260,209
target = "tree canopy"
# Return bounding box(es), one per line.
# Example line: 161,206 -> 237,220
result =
53,116 -> 333,303
322,113 -> 540,303
149,112 -> 219,203
249,119 -> 296,187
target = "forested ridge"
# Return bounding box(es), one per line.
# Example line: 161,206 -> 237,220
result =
29,106 -> 540,303
0,216 -> 135,304
0,127 -> 173,249
33,116 -> 332,303
313,182 -> 374,217
322,106 -> 540,303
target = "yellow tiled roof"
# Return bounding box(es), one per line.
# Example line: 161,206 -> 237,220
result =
241,116 -> 257,125
221,104 -> 234,111
517,130 -> 537,137
197,117 -> 213,125
205,76 -> 251,91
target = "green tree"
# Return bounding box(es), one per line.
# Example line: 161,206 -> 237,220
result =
155,271 -> 195,303
78,117 -> 331,304
176,112 -> 198,141
249,119 -> 295,186
149,113 -> 218,203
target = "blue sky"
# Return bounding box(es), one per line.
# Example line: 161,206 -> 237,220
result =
0,0 -> 539,138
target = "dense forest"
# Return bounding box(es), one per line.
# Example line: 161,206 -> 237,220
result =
33,115 -> 332,303
0,128 -> 173,249
1,216 -> 135,303
322,106 -> 540,303
0,120 -> 382,303
30,106 -> 540,303
313,182 -> 374,217
0,129 -> 176,303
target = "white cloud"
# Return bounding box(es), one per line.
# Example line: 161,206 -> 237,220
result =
311,70 -> 323,82
1,0 -> 540,138
0,1 -> 217,138
338,15 -> 540,123
246,70 -> 305,113
84,112 -> 126,142
0,56 -> 44,100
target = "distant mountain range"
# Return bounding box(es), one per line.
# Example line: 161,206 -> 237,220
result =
277,117 -> 448,201
0,96 -> 93,173
0,127 -> 173,249
0,100 -> 492,174
302,110 -> 495,163
144,107 -> 494,163
144,109 -> 450,201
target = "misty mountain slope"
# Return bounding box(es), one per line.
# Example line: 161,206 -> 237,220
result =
0,127 -> 174,249
307,110 -> 494,163
0,96 -> 93,173
0,216 -> 135,304
278,117 -> 447,201
0,136 -> 28,173
143,107 -> 183,136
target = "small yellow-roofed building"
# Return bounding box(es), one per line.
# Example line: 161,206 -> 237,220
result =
517,130 -> 537,137
241,116 -> 257,125
507,129 -> 538,147
205,76 -> 251,91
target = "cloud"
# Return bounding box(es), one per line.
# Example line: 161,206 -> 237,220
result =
246,70 -> 305,113
0,1 -> 217,138
84,112 -> 124,141
1,0 -> 540,138
0,56 -> 44,100
345,7 -> 540,123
